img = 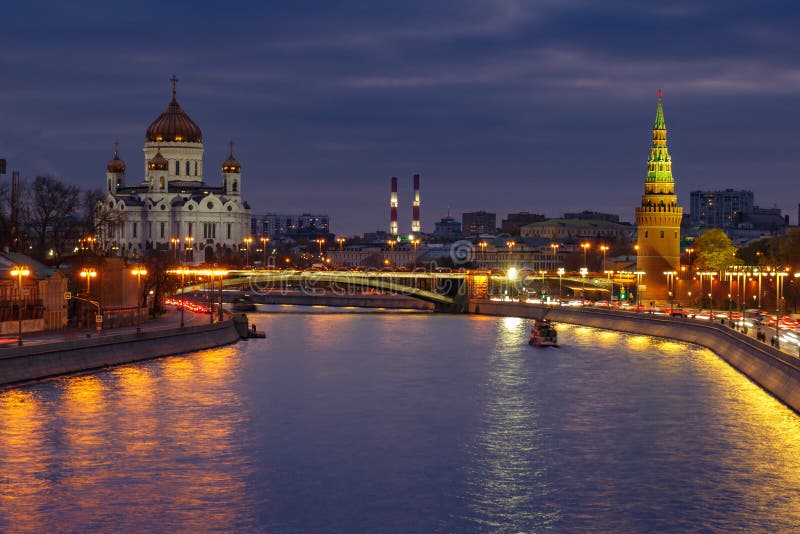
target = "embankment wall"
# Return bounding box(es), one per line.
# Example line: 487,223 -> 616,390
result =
0,319 -> 244,387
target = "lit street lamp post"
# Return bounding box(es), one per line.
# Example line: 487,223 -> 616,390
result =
10,265 -> 30,346
171,237 -> 179,260
131,265 -> 147,333
605,270 -> 614,304
775,271 -> 788,348
550,243 -> 560,270
184,235 -> 194,264
581,242 -> 591,269
599,245 -> 609,273
664,270 -> 677,314
179,267 -> 187,328
580,267 -> 588,300
80,267 -> 97,295
478,241 -> 488,263
243,237 -> 253,267
260,237 -> 270,267
557,267 -> 565,301
634,271 -> 646,310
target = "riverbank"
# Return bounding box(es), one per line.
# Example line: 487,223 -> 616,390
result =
471,299 -> 800,414
0,316 -> 248,387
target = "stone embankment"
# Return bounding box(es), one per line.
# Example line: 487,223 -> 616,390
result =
0,316 -> 248,387
471,300 -> 800,414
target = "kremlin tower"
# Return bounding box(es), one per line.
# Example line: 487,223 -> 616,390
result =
635,90 -> 683,301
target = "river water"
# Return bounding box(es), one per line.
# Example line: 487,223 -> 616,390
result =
1,311 -> 800,531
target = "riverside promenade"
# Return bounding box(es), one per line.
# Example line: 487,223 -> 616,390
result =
0,307 -> 252,387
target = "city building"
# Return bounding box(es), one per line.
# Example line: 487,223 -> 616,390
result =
0,252 -> 68,333
252,213 -> 330,239
520,218 -> 631,241
433,215 -> 462,239
96,79 -> 251,264
563,211 -> 620,223
500,212 -> 547,234
687,189 -> 787,242
462,211 -> 497,235
689,189 -> 753,228
635,90 -> 683,300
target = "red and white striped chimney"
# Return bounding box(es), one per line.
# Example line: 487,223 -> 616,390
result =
411,173 -> 421,233
390,176 -> 398,236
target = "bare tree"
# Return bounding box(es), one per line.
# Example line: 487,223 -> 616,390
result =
30,175 -> 81,260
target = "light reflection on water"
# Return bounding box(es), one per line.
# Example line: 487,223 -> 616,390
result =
0,314 -> 799,531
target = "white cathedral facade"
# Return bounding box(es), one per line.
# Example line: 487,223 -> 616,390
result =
96,81 -> 251,264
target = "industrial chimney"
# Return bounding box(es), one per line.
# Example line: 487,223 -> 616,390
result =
390,176 -> 398,236
412,173 -> 421,233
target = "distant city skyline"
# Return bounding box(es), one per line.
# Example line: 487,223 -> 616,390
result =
2,1 -> 798,234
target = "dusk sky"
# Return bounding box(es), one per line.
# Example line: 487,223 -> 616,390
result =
2,0 -> 799,234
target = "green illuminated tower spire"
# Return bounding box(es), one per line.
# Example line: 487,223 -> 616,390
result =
635,89 -> 683,301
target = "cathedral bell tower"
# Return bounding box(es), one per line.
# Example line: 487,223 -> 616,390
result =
106,141 -> 126,194
635,90 -> 683,301
147,148 -> 169,192
222,141 -> 242,197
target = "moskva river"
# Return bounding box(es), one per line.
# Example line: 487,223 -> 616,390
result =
2,311 -> 800,531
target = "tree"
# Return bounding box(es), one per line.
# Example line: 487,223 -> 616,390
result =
142,249 -> 178,316
29,175 -> 81,260
693,228 -> 742,273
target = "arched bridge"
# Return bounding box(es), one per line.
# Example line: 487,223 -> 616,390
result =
221,270 -> 472,309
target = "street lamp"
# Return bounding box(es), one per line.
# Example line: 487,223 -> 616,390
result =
698,271 -> 716,320
131,265 -> 148,333
557,267 -> 565,300
412,238 -> 421,268
179,266 -> 188,328
664,270 -> 677,313
775,271 -> 788,348
539,270 -> 547,299
184,235 -> 194,264
580,267 -> 588,300
507,267 -> 518,300
634,271 -> 646,310
337,237 -> 346,251
10,265 -> 30,346
599,245 -> 609,273
605,270 -> 614,304
581,242 -> 591,269
243,237 -> 253,267
550,243 -> 560,269
260,237 -> 270,267
478,241 -> 488,263
80,267 -> 97,295
685,247 -> 694,275
315,238 -> 326,259
506,241 -> 516,262
170,237 -> 180,260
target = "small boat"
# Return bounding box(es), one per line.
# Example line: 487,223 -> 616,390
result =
529,318 -> 558,347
